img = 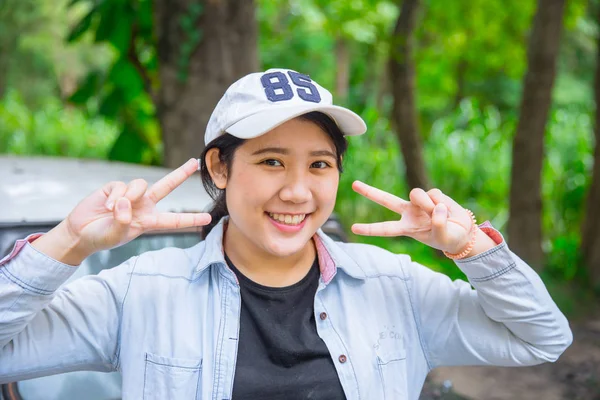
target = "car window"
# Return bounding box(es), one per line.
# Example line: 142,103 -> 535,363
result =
1,227 -> 201,400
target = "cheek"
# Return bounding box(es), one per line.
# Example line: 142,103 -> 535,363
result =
228,167 -> 274,207
314,174 -> 339,207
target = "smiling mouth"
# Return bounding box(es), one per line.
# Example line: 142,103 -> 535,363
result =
267,212 -> 308,226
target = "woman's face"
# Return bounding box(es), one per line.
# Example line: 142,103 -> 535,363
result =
222,117 -> 340,258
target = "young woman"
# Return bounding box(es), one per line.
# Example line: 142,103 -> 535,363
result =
0,69 -> 572,400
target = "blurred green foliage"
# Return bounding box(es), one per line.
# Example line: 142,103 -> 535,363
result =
0,90 -> 117,158
337,97 -> 593,283
0,0 -> 596,305
66,0 -> 161,165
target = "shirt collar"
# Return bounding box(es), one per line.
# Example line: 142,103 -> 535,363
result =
194,217 -> 367,284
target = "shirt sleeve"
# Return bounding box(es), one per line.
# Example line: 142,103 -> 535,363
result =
404,226 -> 573,369
0,238 -> 136,383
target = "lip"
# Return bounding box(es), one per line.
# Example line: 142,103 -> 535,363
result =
267,211 -> 311,215
266,212 -> 310,233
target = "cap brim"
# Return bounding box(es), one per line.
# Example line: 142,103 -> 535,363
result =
225,104 -> 367,139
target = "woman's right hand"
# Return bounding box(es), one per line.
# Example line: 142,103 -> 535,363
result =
32,158 -> 212,265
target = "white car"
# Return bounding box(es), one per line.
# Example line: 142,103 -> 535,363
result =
0,155 -> 348,400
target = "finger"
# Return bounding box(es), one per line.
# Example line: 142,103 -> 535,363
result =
103,181 -> 128,211
441,193 -> 464,210
426,188 -> 444,205
114,197 -> 132,225
409,188 -> 436,214
427,188 -> 467,225
351,221 -> 406,237
146,212 -> 212,230
124,179 -> 148,203
147,158 -> 199,203
352,181 -> 409,214
431,189 -> 462,211
430,203 -> 449,244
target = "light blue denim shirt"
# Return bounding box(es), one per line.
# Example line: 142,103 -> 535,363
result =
0,218 -> 572,399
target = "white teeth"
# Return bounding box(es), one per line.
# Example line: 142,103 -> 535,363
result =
268,213 -> 307,225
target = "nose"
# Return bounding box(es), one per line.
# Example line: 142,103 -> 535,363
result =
279,169 -> 312,204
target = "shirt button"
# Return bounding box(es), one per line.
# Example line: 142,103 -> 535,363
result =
319,312 -> 327,320
338,354 -> 347,363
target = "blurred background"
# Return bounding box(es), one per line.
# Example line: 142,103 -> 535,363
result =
1,0 -> 599,398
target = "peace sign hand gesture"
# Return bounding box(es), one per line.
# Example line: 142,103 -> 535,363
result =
350,181 -> 474,254
34,159 -> 212,265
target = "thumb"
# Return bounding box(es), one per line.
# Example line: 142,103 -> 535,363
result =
431,203 -> 448,244
114,197 -> 132,225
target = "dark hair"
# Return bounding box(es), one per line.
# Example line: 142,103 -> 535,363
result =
199,111 -> 348,238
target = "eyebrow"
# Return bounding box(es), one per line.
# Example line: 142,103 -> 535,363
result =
251,147 -> 336,159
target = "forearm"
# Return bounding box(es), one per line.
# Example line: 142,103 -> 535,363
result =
0,242 -> 79,349
414,238 -> 572,368
0,244 -> 133,382
463,228 -> 497,258
456,243 -> 573,361
30,220 -> 91,266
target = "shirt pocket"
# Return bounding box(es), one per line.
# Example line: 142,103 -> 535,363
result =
376,347 -> 408,400
143,352 -> 202,400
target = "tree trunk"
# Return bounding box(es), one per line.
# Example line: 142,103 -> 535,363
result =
389,0 -> 429,191
581,5 -> 600,287
335,37 -> 350,102
155,0 -> 259,168
508,0 -> 566,270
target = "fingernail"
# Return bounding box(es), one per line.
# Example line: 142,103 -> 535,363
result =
435,204 -> 446,214
106,201 -> 114,211
117,198 -> 128,211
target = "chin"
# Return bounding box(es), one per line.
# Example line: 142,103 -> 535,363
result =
263,235 -> 314,258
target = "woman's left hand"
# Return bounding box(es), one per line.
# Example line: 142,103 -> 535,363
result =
350,180 -> 474,254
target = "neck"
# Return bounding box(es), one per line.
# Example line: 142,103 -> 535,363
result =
222,221 -> 317,287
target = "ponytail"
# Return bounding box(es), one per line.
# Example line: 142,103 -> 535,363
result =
202,192 -> 229,239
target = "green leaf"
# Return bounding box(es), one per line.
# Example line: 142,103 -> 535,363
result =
68,72 -> 100,104
180,15 -> 194,30
189,30 -> 202,43
188,3 -> 204,16
95,1 -> 118,42
94,1 -> 132,53
67,0 -> 89,9
108,59 -> 144,101
138,0 -> 154,33
67,6 -> 97,42
180,42 -> 194,56
177,71 -> 188,83
98,88 -> 122,118
108,13 -> 132,53
108,126 -> 149,164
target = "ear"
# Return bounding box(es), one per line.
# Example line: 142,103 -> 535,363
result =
205,148 -> 228,189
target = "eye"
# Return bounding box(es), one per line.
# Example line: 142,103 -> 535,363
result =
262,159 -> 282,167
311,161 -> 331,169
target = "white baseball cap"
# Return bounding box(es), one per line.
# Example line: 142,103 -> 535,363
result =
204,68 -> 367,145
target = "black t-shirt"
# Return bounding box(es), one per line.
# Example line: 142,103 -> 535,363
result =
224,253 -> 346,400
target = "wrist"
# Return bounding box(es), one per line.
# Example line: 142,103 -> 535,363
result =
443,209 -> 477,259
31,221 -> 91,266
461,228 -> 497,259
442,210 -> 499,260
